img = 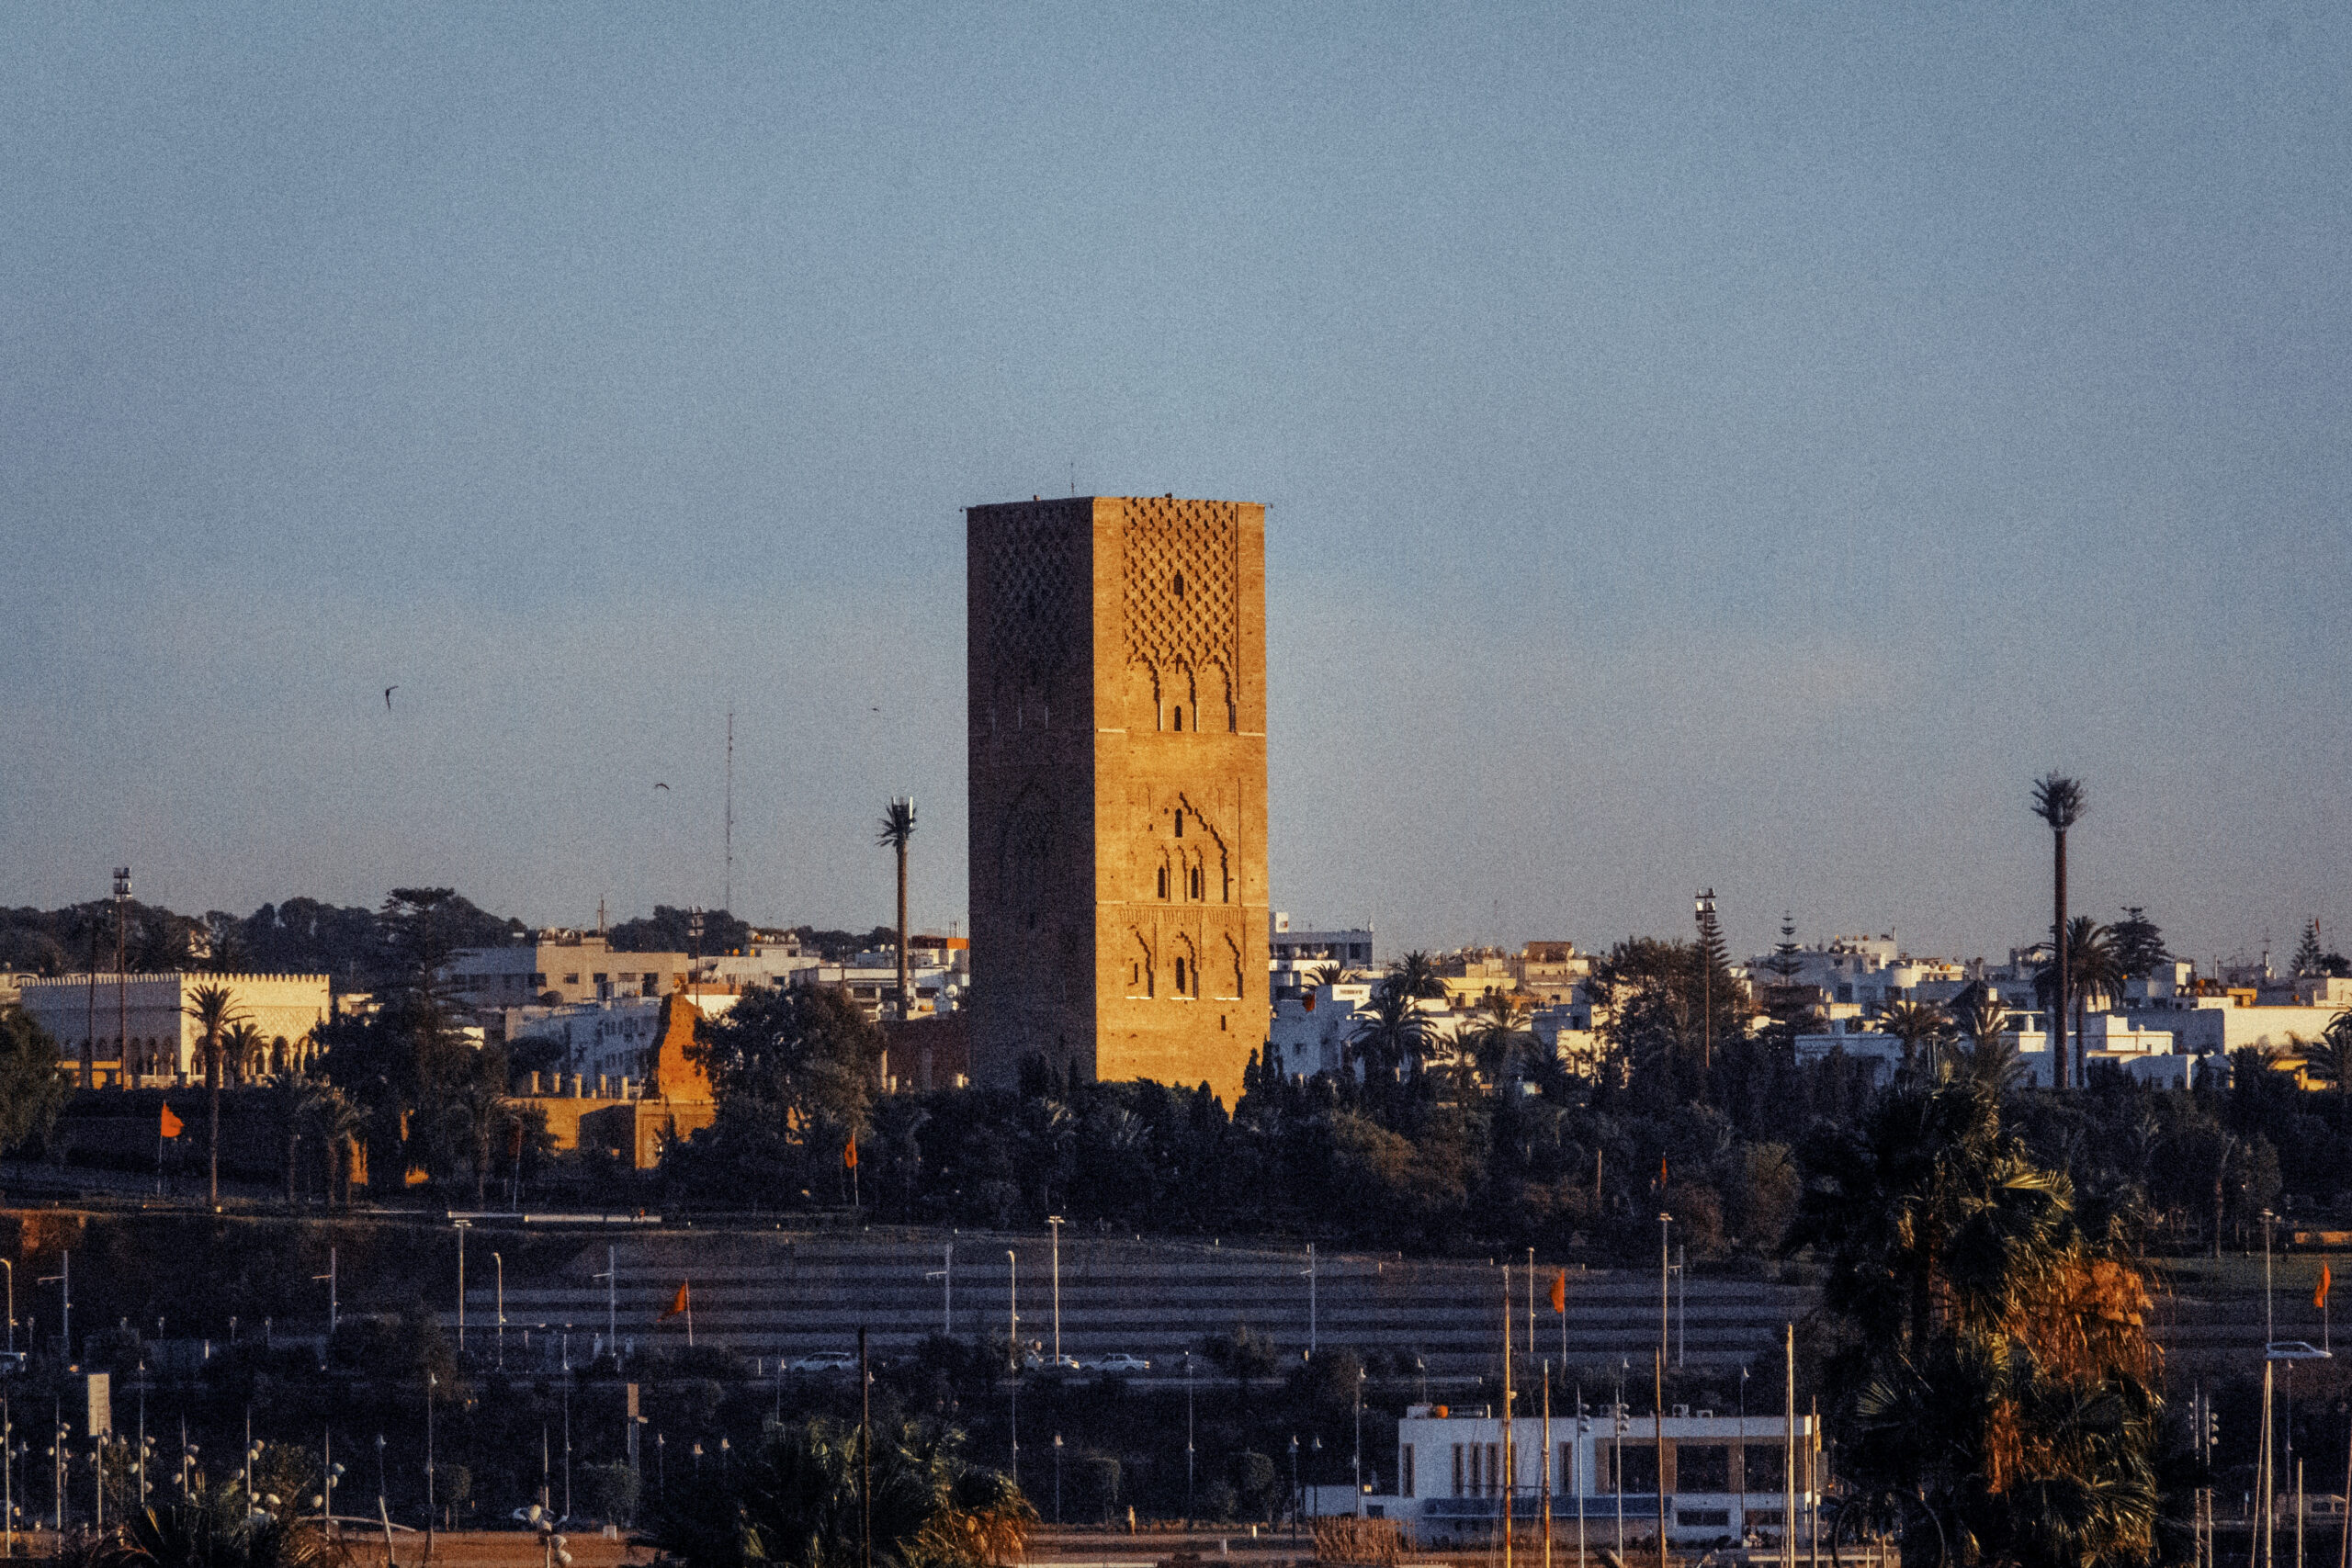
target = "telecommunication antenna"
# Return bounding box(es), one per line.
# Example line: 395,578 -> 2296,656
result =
724,710 -> 734,915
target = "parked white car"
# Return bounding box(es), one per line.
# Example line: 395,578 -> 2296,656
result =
789,1350 -> 860,1373
1084,1352 -> 1152,1374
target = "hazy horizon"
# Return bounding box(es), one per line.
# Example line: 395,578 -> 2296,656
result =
5,6 -> 2346,970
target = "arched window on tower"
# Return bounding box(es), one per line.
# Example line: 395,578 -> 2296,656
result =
1156,863 -> 1169,900
1175,955 -> 1189,994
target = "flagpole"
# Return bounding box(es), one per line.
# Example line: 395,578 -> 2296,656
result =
1543,1362 -> 1554,1568
1503,1266 -> 1514,1568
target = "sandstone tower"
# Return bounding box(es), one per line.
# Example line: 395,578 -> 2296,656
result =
966,495 -> 1269,1104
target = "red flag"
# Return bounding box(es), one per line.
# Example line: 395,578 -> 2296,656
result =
2317,1263 -> 2333,1312
1549,1269 -> 1567,1315
1657,1157 -> 1668,1190
844,1136 -> 858,1170
660,1280 -> 690,1321
160,1104 -> 184,1139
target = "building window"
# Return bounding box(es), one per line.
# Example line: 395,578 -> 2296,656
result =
1175,956 -> 1189,994
1400,1444 -> 1414,1497
1172,571 -> 1185,597
1174,809 -> 1184,838
1452,1445 -> 1464,1497
1172,705 -> 1182,729
1679,1445 -> 1729,1492
1189,866 -> 1203,900
1157,866 -> 1169,899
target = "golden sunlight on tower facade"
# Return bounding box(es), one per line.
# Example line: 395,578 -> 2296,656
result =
965,495 -> 1270,1104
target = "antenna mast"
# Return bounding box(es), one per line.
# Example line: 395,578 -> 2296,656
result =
725,709 -> 735,915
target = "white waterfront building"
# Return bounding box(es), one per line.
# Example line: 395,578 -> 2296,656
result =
1340,1404 -> 1819,1549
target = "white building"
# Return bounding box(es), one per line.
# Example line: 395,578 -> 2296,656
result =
17,972 -> 332,1088
1357,1404 -> 1819,1549
444,931 -> 693,1008
1271,913 -> 1375,969
1794,1013 -> 2200,1090
1266,983 -> 1474,1080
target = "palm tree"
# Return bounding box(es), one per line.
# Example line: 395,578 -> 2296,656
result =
303,1083 -> 366,1209
2066,916 -> 2125,1060
222,1020 -> 266,1087
2030,773 -> 2087,1089
448,1073 -> 512,1208
1875,998 -> 1950,1075
2292,1017 -> 2352,1119
642,1416 -> 1034,1568
1790,1064 -> 2161,1568
1306,962 -> 1345,990
182,983 -> 246,1206
1349,977 -> 1437,1085
876,797 -> 918,1025
1464,991 -> 1533,1086
1949,986 -> 2025,1094
1386,950 -> 1446,1001
265,1072 -> 326,1205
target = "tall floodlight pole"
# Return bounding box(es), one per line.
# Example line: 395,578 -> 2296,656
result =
1783,1325 -> 1797,1568
493,1253 -> 506,1371
1006,1250 -> 1019,1485
114,868 -> 131,1090
1658,1215 -> 1671,1373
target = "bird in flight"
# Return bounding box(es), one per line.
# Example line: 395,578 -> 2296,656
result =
384,686 -> 398,711
653,782 -> 670,791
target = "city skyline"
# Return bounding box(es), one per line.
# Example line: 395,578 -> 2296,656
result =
4,6 -> 2346,966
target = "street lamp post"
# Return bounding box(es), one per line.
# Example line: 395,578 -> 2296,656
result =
2264,1210 -> 2278,1347
453,1219 -> 471,1353
36,1255 -> 68,1364
1352,1365 -> 1365,1519
1047,1217 -> 1064,1368
925,1244 -> 953,1336
1185,1352 -> 1196,1522
1288,1436 -> 1300,1541
316,1247 -> 337,1338
114,869 -> 130,1092
1053,1433 -> 1063,1524
493,1253 -> 506,1370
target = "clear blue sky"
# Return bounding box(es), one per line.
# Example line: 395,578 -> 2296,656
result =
4,5 -> 2346,969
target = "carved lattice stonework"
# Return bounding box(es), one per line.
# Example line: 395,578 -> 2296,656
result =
1122,497 -> 1240,692
980,503 -> 1082,689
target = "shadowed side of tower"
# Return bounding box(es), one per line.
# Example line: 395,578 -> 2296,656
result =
966,496 -> 1270,1105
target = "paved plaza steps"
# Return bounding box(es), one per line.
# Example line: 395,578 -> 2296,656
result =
455,1230 -> 1813,1373
449,1227 -> 2312,1376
